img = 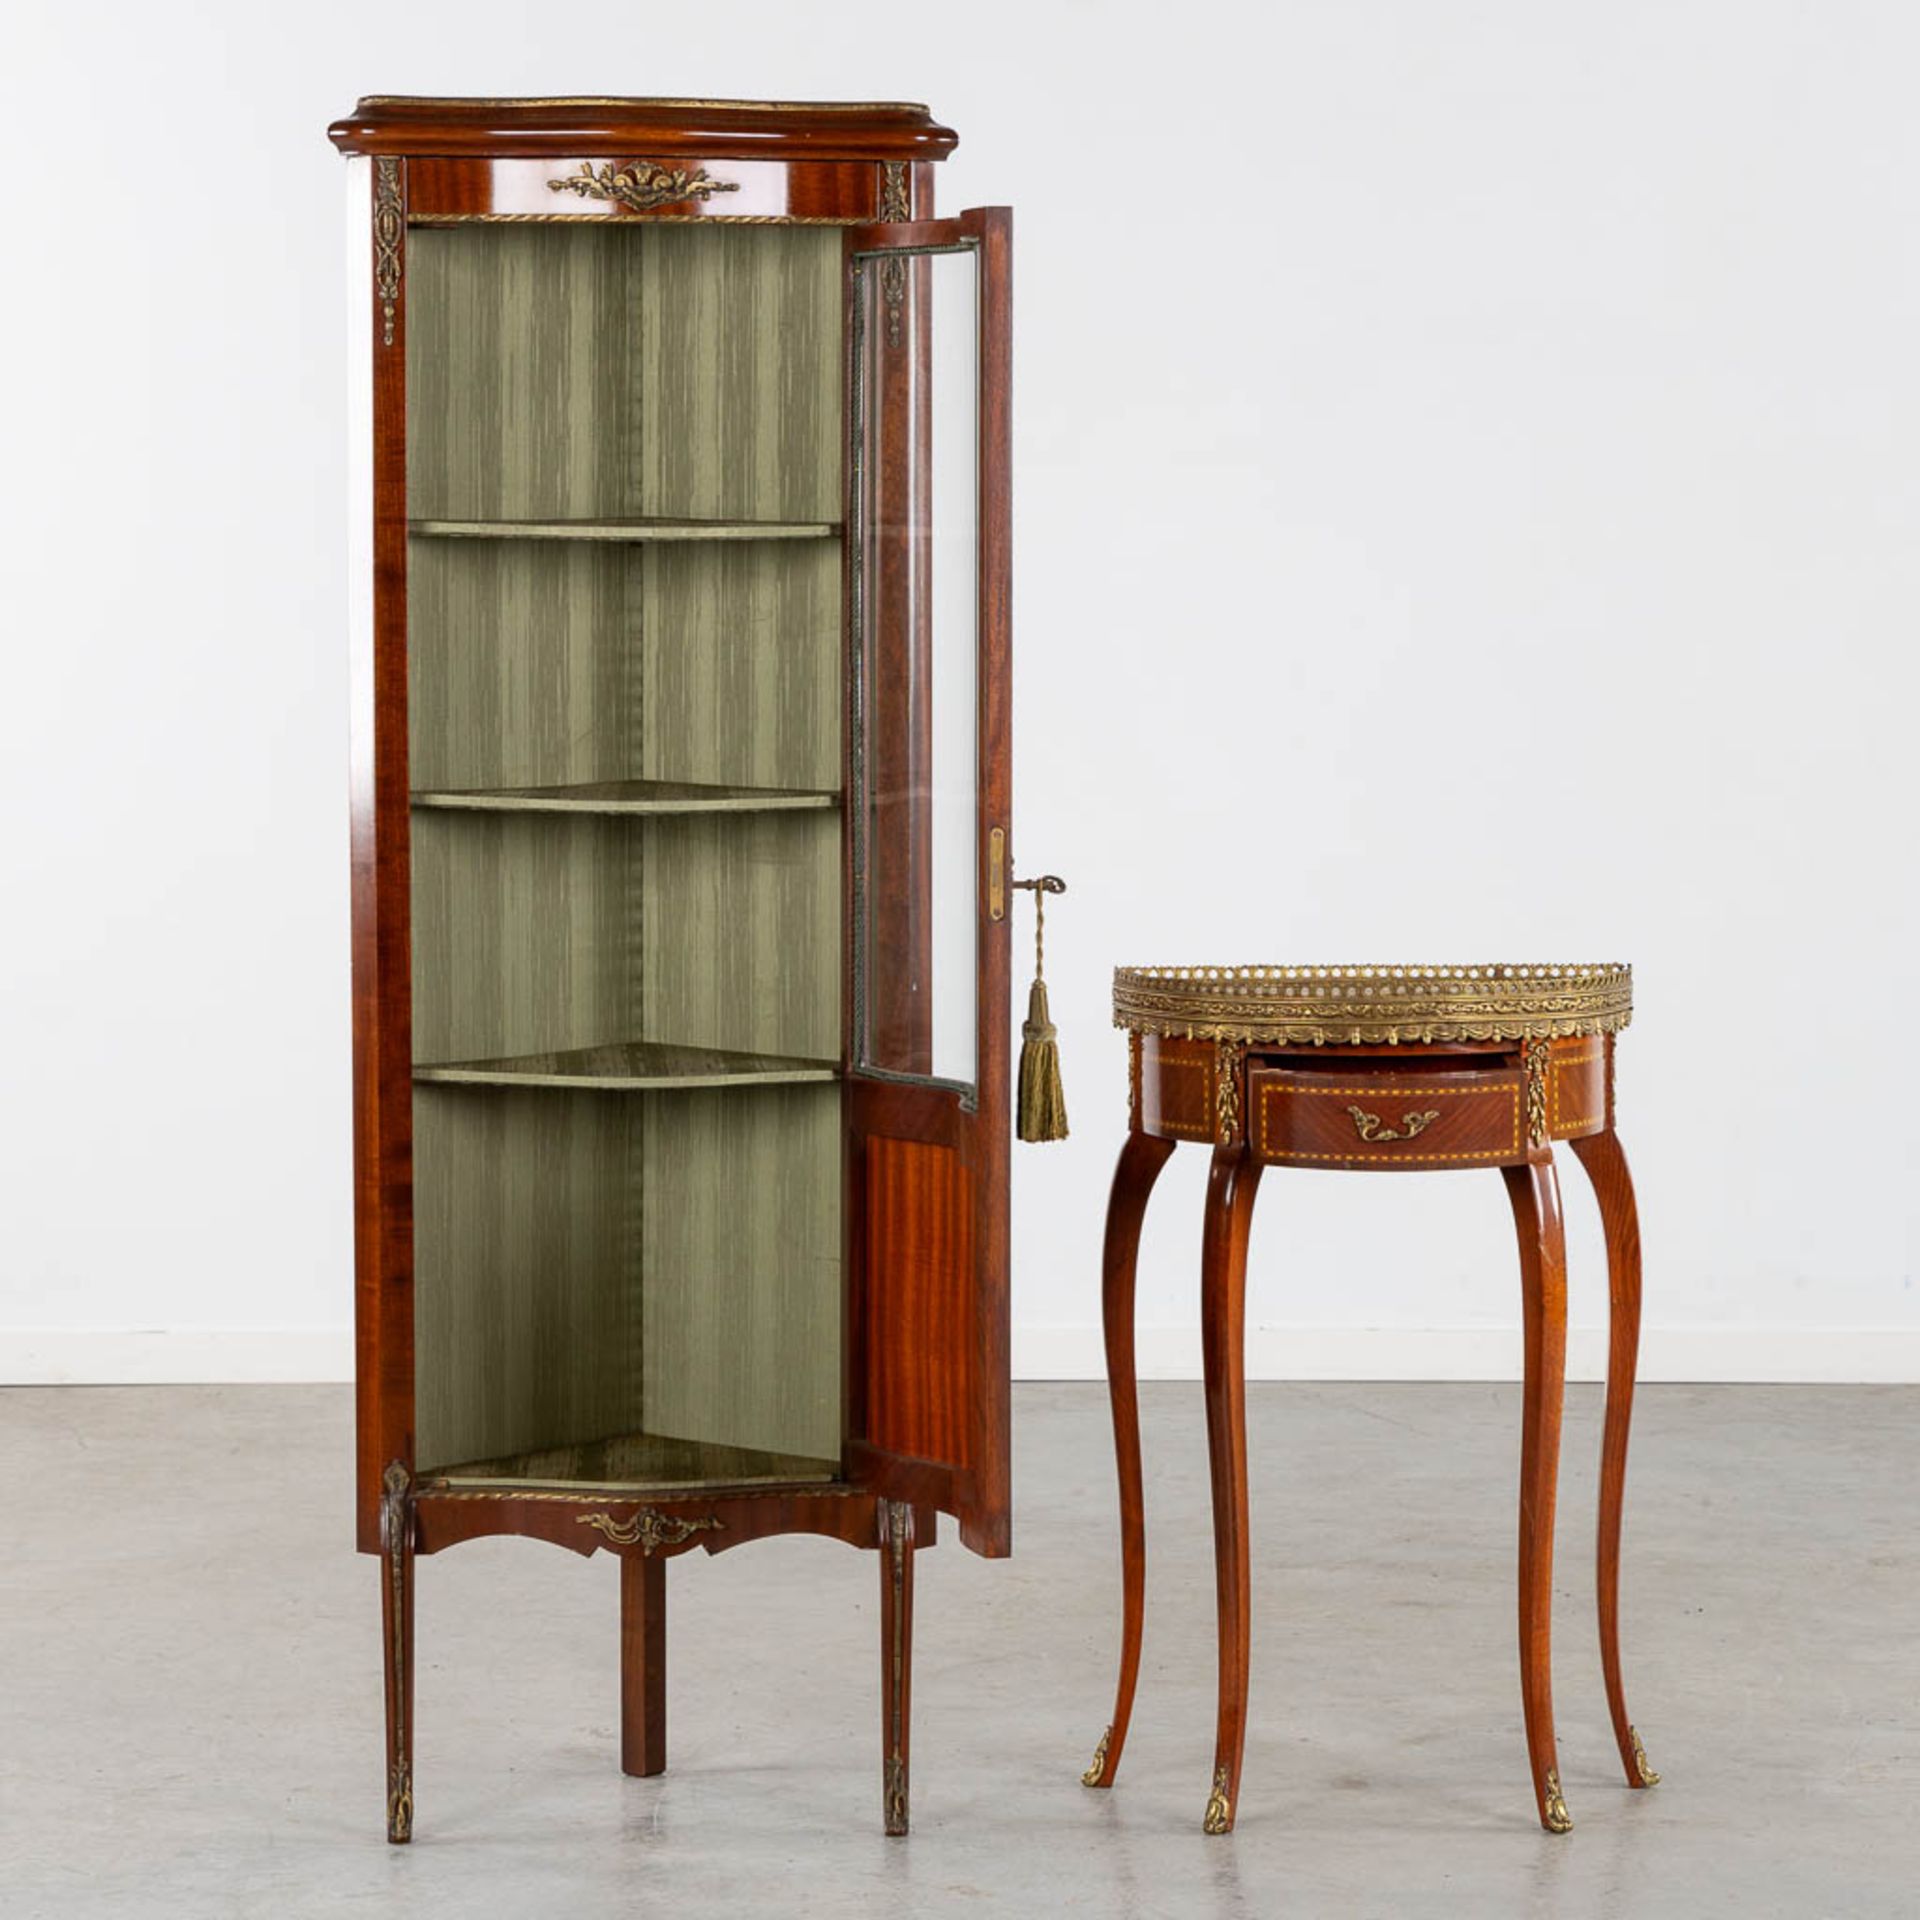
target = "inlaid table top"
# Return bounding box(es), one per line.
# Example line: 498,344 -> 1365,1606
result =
1112,963 -> 1632,1048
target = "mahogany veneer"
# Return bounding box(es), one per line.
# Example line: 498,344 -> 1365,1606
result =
333,94 -> 1013,1845
329,95 -> 958,161
1088,966 -> 1659,1836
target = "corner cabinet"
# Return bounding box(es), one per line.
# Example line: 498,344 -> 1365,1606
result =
327,96 -> 1012,1842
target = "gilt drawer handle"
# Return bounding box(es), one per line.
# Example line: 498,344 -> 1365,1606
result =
576,1506 -> 725,1555
1346,1105 -> 1441,1143
548,160 -> 741,213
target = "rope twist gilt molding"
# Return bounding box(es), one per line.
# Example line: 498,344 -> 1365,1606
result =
421,1483 -> 866,1504
575,1507 -> 725,1554
547,159 -> 741,212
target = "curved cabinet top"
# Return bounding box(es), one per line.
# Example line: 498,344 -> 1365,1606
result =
328,95 -> 959,162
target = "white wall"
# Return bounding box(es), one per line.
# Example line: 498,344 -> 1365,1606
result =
4,1 -> 1915,1384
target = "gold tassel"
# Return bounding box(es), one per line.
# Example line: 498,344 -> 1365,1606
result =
1014,875 -> 1068,1142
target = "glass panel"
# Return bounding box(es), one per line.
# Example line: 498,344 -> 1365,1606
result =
852,242 -> 980,1090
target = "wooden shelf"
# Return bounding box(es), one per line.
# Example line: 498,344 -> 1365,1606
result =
410,515 -> 839,543
423,1428 -> 842,1495
414,1038 -> 840,1092
412,778 -> 840,817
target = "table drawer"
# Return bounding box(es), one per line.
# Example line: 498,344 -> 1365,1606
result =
1249,1065 -> 1527,1170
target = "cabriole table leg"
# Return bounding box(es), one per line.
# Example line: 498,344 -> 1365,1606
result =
1199,1144 -> 1263,1835
1504,1157 -> 1573,1834
1084,1130 -> 1176,1791
1570,1127 -> 1661,1790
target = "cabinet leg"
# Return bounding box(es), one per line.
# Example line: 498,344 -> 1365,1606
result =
1199,1145 -> 1262,1835
380,1460 -> 415,1845
1569,1128 -> 1660,1790
1085,1130 -> 1176,1791
621,1553 -> 667,1778
1503,1158 -> 1573,1834
879,1501 -> 915,1836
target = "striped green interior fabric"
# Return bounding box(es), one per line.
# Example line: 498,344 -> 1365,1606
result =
405,223 -> 845,1482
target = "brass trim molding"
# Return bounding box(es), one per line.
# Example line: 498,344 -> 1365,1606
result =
1214,1038 -> 1247,1144
548,159 -> 741,212
373,158 -> 403,348
884,1502 -> 911,1833
410,213 -> 874,228
576,1506 -> 725,1554
1524,1039 -> 1552,1147
1543,1767 -> 1573,1833
422,1482 -> 859,1504
1114,963 -> 1632,1047
358,94 -> 935,113
1082,1725 -> 1113,1788
1347,1105 -> 1440,1143
877,161 -> 912,346
1202,1764 -> 1233,1835
380,1460 -> 413,1843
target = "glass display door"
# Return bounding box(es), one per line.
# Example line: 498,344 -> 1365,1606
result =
845,208 -> 1014,1555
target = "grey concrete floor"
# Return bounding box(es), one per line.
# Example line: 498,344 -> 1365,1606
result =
2,1383 -> 1915,1918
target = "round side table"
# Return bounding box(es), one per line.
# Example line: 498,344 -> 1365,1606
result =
1082,964 -> 1658,1835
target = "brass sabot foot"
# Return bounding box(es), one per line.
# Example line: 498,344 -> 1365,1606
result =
1082,1725 -> 1113,1788
1202,1765 -> 1233,1836
386,1766 -> 413,1844
1541,1768 -> 1573,1834
1630,1726 -> 1661,1787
